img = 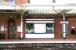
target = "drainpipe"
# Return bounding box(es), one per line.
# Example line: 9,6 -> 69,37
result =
61,13 -> 68,38
62,13 -> 66,38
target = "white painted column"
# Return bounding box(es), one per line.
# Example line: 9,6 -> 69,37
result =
21,19 -> 23,38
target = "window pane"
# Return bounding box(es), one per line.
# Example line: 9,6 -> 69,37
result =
26,23 -> 34,33
34,24 -> 46,33
46,23 -> 54,33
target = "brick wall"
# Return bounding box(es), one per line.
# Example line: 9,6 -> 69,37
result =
15,0 -> 28,5
54,18 -> 62,39
66,18 -> 76,39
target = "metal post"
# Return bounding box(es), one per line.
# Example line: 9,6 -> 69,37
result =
61,13 -> 68,38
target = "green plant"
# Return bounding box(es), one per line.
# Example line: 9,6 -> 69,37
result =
0,34 -> 5,39
24,12 -> 30,18
8,34 -> 16,39
16,16 -> 21,20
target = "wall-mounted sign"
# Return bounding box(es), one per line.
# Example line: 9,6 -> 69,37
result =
1,25 -> 4,31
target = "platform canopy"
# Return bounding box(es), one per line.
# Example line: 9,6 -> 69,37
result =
0,0 -> 76,14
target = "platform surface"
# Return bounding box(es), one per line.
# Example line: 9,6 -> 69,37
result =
0,39 -> 76,44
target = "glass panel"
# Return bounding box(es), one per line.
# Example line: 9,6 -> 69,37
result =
34,24 -> 46,33
26,23 -> 34,33
8,16 -> 16,39
46,23 -> 54,33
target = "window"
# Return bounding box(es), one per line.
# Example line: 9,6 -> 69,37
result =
25,19 -> 55,38
26,23 -> 34,33
26,23 -> 54,34
46,23 -> 54,33
34,24 -> 46,33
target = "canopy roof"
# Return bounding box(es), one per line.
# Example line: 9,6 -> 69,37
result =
0,0 -> 76,14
